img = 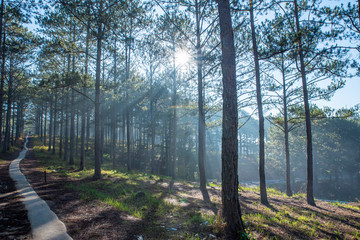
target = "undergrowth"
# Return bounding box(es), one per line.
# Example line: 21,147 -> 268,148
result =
31,136 -> 360,240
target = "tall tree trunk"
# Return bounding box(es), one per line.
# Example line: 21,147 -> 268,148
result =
11,102 -> 15,145
100,57 -> 105,164
75,111 -> 78,155
34,104 -> 40,136
69,21 -> 76,165
150,67 -> 156,174
195,0 -> 210,203
86,105 -> 90,151
80,13 -> 90,171
69,88 -> 75,165
281,54 -> 292,197
94,7 -> 103,180
40,103 -> 43,141
111,38 -> 117,168
59,89 -> 64,158
125,35 -> 132,171
43,103 -> 47,146
52,92 -> 57,155
250,0 -> 268,205
64,90 -> 69,162
294,0 -> 315,206
217,0 -> 246,237
48,94 -> 53,151
3,55 -> 12,153
171,41 -> 177,180
16,101 -> 22,140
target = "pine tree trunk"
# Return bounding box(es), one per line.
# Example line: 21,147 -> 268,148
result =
126,37 -> 132,171
11,102 -> 15,145
171,41 -> 177,180
64,91 -> 69,161
281,55 -> 292,196
94,9 -> 103,179
111,38 -> 117,168
250,0 -> 268,205
217,0 -> 246,237
16,101 -> 22,140
76,111 -> 79,156
59,89 -> 64,158
3,56 -> 12,153
40,103 -> 43,141
44,104 -> 47,146
294,0 -> 315,206
52,92 -> 57,155
86,106 -> 90,151
48,94 -> 53,151
69,88 -> 75,165
80,15 -> 90,171
195,0 -> 210,203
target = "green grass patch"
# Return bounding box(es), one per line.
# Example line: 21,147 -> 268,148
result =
330,201 -> 360,211
67,180 -> 172,219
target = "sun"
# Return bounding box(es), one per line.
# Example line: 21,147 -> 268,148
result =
174,49 -> 191,66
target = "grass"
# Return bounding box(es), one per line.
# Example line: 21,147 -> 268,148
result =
66,180 -> 169,219
330,201 -> 360,211
30,136 -> 360,240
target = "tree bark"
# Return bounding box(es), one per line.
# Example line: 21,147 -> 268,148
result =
40,103 -> 43,141
44,103 -> 47,146
69,89 -> 75,165
80,13 -> 90,171
86,104 -> 90,151
59,89 -> 64,158
15,101 -> 22,140
150,64 -> 155,173
281,54 -> 292,196
48,94 -> 53,151
126,34 -> 132,171
250,0 -> 268,205
3,55 -> 12,153
171,41 -> 177,179
217,0 -> 246,237
52,92 -> 57,155
195,0 -> 210,203
11,102 -> 15,146
94,4 -> 103,179
294,0 -> 315,206
63,90 -> 69,162
111,37 -> 117,168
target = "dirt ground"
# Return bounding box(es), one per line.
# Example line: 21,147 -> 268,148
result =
0,148 -> 31,240
1,138 -> 360,240
21,138 -> 143,240
0,138 -> 215,240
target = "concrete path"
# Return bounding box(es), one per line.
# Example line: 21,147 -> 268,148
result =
9,137 -> 72,240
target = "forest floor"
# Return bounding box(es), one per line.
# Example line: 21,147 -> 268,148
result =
0,143 -> 31,240
1,137 -> 360,239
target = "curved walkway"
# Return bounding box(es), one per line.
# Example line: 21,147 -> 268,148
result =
9,137 -> 72,240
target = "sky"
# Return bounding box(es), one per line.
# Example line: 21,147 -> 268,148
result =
317,76 -> 360,110
315,0 -> 360,110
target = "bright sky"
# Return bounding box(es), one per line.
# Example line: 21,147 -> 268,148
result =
317,76 -> 360,110
315,0 -> 360,110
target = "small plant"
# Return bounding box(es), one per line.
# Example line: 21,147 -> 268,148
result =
190,213 -> 203,225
